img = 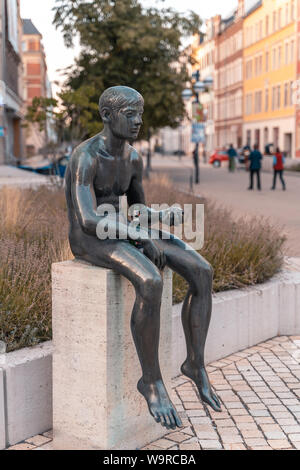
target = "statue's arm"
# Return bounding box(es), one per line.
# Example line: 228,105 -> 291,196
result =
71,151 -> 150,241
70,151 -> 104,236
127,153 -> 183,227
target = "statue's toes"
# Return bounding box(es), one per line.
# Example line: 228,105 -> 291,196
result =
166,411 -> 176,430
212,393 -> 222,410
171,408 -> 183,428
153,411 -> 161,423
202,392 -> 222,412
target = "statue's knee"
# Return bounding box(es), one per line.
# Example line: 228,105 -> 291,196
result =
191,262 -> 213,294
139,273 -> 163,302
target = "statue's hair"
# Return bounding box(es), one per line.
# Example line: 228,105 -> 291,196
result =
99,86 -> 144,115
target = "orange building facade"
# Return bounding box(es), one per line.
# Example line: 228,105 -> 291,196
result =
22,19 -> 48,156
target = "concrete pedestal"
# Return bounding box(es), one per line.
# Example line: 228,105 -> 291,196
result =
52,260 -> 173,450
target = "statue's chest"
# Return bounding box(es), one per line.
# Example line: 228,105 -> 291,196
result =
94,158 -> 132,197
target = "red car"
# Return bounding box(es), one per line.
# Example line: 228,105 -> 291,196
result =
209,150 -> 229,167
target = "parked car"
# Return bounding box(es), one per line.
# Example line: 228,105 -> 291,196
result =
209,149 -> 229,167
19,154 -> 70,178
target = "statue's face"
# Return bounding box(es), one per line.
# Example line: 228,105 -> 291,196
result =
110,102 -> 144,140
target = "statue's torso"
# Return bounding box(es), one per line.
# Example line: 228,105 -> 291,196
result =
93,150 -> 133,208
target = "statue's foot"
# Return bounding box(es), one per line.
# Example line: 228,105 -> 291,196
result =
181,361 -> 222,412
137,378 -> 183,430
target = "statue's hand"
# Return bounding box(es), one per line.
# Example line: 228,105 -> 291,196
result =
161,206 -> 184,227
141,239 -> 166,270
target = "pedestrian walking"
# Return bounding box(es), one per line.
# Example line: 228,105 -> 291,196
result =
271,147 -> 286,191
248,143 -> 263,190
227,144 -> 237,172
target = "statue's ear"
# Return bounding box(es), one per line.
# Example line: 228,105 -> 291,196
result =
100,107 -> 112,123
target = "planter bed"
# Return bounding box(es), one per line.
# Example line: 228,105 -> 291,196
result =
1,269 -> 300,449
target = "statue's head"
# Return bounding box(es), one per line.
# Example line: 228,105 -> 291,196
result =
99,86 -> 144,140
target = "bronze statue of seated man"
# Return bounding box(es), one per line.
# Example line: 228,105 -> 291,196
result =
65,86 -> 221,431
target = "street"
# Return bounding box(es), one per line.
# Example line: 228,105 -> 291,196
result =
148,155 -> 300,257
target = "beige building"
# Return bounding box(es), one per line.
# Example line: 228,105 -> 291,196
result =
192,20 -> 217,157
215,2 -> 244,150
0,0 -> 24,164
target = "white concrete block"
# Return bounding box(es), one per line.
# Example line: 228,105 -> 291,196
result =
2,342 -> 52,446
279,272 -> 300,335
172,272 -> 300,374
0,369 -> 6,450
248,280 -> 279,346
52,260 -> 173,450
206,290 -> 250,364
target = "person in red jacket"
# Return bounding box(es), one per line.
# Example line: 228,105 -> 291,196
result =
271,147 -> 286,191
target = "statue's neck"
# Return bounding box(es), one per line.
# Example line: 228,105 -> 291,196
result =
101,129 -> 127,158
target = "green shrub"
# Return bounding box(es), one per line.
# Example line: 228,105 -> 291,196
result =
144,176 -> 285,304
0,177 -> 285,352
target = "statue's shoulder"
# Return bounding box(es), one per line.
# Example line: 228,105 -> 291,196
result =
70,134 -> 102,168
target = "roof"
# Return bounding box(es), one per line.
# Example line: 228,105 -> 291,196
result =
22,19 -> 42,36
220,14 -> 235,33
245,0 -> 262,17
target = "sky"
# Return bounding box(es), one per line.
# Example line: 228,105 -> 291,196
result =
20,0 -> 240,96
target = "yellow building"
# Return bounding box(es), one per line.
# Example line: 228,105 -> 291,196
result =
243,0 -> 297,158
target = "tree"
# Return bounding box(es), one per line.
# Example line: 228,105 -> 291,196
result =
24,85 -> 102,148
53,0 -> 202,168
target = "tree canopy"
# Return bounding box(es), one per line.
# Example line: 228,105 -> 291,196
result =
52,0 -> 202,141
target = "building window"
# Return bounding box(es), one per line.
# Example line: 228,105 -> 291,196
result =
265,88 -> 269,112
290,81 -> 294,105
255,91 -> 262,113
277,85 -> 281,109
246,94 -> 252,115
278,9 -> 282,29
259,21 -> 263,40
291,40 -> 295,62
286,3 -> 289,24
285,41 -> 289,64
265,15 -> 269,36
278,46 -> 282,68
265,51 -> 269,72
291,0 -> 295,21
284,83 -> 289,106
246,59 -> 252,79
264,127 -> 269,147
28,40 -> 40,51
272,86 -> 276,110
28,87 -> 42,99
247,130 -> 251,146
272,48 -> 277,69
273,11 -> 277,32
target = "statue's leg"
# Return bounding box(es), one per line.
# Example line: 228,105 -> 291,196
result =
74,237 -> 182,429
153,232 -> 221,412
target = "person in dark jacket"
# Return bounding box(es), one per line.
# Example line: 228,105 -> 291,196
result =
271,147 -> 286,191
248,144 -> 263,190
227,144 -> 237,172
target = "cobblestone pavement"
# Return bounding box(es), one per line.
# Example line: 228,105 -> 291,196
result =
6,336 -> 300,451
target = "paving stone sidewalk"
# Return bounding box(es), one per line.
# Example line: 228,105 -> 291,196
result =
6,336 -> 300,451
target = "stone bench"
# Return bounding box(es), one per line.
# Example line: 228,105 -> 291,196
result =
52,260 -> 173,450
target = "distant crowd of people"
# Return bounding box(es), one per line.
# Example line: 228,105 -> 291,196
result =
227,144 -> 286,191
